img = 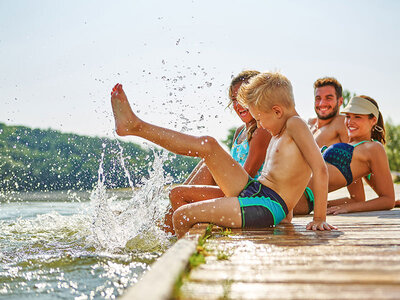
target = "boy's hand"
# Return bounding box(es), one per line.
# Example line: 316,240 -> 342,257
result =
306,220 -> 337,231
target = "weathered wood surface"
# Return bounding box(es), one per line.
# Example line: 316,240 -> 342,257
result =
179,186 -> 400,300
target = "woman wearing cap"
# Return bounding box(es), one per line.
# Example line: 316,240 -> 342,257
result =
294,95 -> 395,215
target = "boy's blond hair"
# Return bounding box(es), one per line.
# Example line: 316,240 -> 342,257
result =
238,72 -> 294,111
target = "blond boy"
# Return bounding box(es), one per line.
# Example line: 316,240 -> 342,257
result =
111,72 -> 336,238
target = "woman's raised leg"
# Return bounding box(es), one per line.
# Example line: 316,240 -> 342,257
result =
111,83 -> 249,196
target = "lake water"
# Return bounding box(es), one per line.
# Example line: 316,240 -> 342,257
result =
0,152 -> 174,299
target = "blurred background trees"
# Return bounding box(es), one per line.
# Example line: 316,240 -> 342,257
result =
0,123 -> 198,192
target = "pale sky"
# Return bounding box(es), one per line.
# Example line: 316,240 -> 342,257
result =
1,0 -> 399,145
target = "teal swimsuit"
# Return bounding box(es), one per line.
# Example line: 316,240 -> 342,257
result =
230,128 -> 264,179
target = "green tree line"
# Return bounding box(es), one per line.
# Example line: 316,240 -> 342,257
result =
0,123 -> 198,192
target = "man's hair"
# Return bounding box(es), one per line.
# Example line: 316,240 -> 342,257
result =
313,77 -> 343,99
238,72 -> 294,111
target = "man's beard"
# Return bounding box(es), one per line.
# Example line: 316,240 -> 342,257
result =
316,102 -> 339,120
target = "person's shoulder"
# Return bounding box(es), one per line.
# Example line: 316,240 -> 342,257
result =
307,117 -> 317,127
252,127 -> 271,139
287,115 -> 308,128
331,114 -> 346,125
286,116 -> 310,136
359,140 -> 386,157
368,140 -> 386,152
233,125 -> 245,139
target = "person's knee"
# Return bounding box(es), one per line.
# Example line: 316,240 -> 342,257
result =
169,187 -> 185,210
172,206 -> 189,229
199,135 -> 219,157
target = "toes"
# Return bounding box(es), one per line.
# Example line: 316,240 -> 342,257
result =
111,83 -> 120,95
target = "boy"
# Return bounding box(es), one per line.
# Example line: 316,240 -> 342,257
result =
111,72 -> 336,238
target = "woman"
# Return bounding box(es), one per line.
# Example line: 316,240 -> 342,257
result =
295,95 -> 395,215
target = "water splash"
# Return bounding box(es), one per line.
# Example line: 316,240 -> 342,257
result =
89,148 -> 174,253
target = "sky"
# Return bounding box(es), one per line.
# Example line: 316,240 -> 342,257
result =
1,0 -> 400,146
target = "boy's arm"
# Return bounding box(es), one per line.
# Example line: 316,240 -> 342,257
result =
287,117 -> 336,230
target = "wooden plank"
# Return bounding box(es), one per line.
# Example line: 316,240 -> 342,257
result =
178,185 -> 400,300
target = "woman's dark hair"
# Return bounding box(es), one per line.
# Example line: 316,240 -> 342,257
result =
360,95 -> 386,144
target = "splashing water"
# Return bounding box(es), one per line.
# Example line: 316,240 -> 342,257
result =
0,144 -> 177,299
89,148 -> 174,252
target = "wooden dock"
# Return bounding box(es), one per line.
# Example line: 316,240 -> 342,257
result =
121,185 -> 400,300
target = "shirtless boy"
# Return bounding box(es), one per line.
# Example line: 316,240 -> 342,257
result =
111,72 -> 336,237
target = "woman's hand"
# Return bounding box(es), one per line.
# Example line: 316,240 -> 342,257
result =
327,205 -> 349,215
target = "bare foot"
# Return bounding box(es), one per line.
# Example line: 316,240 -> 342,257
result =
280,210 -> 293,224
111,83 -> 141,136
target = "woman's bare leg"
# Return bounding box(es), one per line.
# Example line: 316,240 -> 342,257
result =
185,161 -> 216,185
172,197 -> 242,238
164,185 -> 225,235
169,185 -> 225,210
163,208 -> 175,234
111,84 -> 248,196
293,193 -> 311,215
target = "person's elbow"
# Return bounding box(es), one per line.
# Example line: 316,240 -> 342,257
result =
313,163 -> 328,182
383,196 -> 395,210
246,168 -> 257,178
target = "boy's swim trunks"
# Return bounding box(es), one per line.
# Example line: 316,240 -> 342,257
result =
304,186 -> 315,214
238,179 -> 288,228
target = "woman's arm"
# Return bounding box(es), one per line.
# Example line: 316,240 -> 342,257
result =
327,144 -> 395,214
328,179 -> 366,207
243,128 -> 271,177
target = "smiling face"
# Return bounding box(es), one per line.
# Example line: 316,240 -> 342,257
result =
344,113 -> 376,140
231,82 -> 254,124
314,85 -> 342,120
